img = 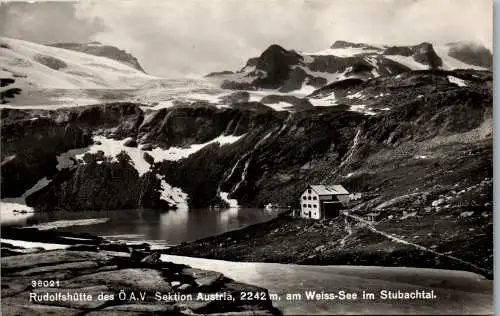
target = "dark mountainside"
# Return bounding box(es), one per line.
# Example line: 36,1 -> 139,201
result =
1,68 -> 492,211
48,42 -> 147,73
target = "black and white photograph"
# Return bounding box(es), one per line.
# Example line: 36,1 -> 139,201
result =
0,0 -> 493,315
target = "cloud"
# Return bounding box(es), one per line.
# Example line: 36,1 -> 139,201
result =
1,0 -> 493,77
0,1 -> 105,44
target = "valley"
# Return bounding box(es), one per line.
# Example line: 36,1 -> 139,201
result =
0,36 -> 493,283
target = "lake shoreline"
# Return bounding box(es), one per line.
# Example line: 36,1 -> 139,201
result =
1,211 -> 493,281
0,206 -> 281,246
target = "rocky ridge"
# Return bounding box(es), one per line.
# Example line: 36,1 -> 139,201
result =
1,230 -> 279,316
49,42 -> 147,73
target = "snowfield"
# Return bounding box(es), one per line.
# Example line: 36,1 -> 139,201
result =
0,37 -> 157,89
161,255 -> 491,315
384,55 -> 430,70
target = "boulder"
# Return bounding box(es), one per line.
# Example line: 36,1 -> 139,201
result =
140,252 -> 161,265
124,138 -> 138,147
67,244 -> 99,252
182,268 -> 224,288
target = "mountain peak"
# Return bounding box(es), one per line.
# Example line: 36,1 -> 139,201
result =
260,44 -> 297,56
255,44 -> 302,71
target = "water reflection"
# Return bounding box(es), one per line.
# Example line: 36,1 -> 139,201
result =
1,208 -> 279,245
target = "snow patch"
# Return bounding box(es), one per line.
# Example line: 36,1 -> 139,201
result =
0,177 -> 53,217
460,211 -> 474,218
0,238 -> 69,250
220,192 -> 239,208
346,91 -> 365,100
350,104 -> 376,116
401,211 -> 417,220
265,101 -> 294,111
58,134 -> 245,175
28,218 -> 110,230
384,55 -> 429,70
296,81 -> 318,96
309,94 -> 338,107
156,175 -> 189,208
447,75 -> 467,87
300,66 -> 350,84
160,254 -> 489,315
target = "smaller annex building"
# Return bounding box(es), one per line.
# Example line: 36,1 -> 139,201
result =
300,185 -> 350,220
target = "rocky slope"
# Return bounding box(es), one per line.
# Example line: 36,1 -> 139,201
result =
1,234 -> 280,315
1,67 -> 492,212
49,42 -> 147,73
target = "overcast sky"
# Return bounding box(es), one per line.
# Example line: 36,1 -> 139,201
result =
0,0 -> 493,77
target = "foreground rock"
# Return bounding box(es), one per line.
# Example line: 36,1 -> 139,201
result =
1,248 -> 281,316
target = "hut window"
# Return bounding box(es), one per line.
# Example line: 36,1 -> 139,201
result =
308,196 -> 311,200
313,196 -> 317,200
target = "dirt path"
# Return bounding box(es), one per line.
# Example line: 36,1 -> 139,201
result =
344,213 -> 492,277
